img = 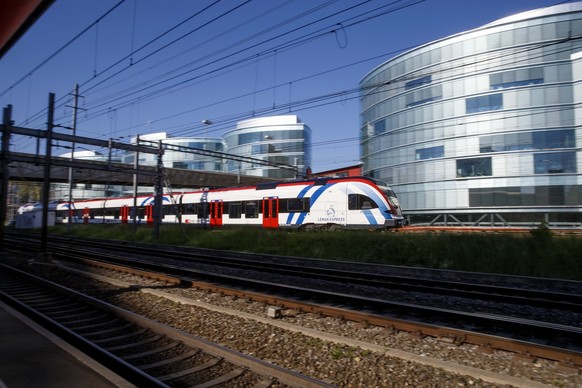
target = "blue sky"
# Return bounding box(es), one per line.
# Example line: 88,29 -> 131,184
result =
0,0 -> 561,172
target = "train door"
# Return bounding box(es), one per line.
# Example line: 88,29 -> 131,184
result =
209,200 -> 223,227
120,205 -> 129,224
83,207 -> 90,224
146,204 -> 154,224
262,197 -> 279,228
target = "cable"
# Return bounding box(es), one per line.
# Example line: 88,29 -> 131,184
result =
10,1 -> 580,161
0,0 -> 127,99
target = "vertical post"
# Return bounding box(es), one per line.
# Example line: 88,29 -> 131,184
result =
67,83 -> 79,229
0,105 -> 13,252
132,135 -> 140,232
153,140 -> 164,239
41,93 -> 55,254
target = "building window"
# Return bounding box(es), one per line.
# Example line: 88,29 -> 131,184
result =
457,157 -> 492,177
534,152 -> 576,174
405,75 -> 431,90
469,185 -> 580,207
374,120 -> 386,135
480,129 -> 575,153
490,68 -> 543,90
533,130 -> 575,149
416,145 -> 444,160
406,85 -> 442,108
466,93 -> 503,113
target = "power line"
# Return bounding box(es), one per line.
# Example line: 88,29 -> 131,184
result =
0,0 -> 127,100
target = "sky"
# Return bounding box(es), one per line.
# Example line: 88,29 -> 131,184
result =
0,0 -> 564,172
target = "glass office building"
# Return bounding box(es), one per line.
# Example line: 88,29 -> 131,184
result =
223,115 -> 312,179
121,132 -> 226,172
360,3 -> 582,227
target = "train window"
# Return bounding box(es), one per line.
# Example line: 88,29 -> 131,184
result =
131,207 -> 145,220
291,197 -> 309,212
228,202 -> 242,218
245,201 -> 259,218
280,197 -> 310,213
163,205 -> 176,216
198,203 -> 209,218
348,194 -> 378,210
183,203 -> 196,215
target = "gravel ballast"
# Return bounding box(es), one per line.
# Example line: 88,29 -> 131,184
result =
4,256 -> 581,388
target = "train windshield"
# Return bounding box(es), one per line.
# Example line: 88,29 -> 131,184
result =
379,186 -> 401,214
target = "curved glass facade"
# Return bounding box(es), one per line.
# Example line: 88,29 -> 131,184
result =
360,3 -> 582,227
223,115 -> 312,179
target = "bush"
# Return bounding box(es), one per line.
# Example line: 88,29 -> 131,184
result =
48,225 -> 582,280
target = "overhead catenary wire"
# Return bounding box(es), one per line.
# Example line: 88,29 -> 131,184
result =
0,0 -> 128,100
68,1 -> 572,141
5,1 -> 573,169
74,0 -> 423,122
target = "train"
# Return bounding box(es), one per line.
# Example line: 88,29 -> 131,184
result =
23,176 -> 406,230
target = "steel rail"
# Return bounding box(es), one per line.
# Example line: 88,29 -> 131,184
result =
4,233 -> 582,371
36,242 -> 582,368
0,263 -> 335,388
61,256 -> 582,373
11,233 -> 582,310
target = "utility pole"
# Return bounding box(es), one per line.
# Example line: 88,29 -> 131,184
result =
153,140 -> 164,239
67,83 -> 81,229
132,134 -> 140,233
0,105 -> 12,252
41,93 -> 55,255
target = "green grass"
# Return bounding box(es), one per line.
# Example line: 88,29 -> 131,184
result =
48,223 -> 582,281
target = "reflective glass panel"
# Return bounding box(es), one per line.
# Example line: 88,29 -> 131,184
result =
534,152 -> 576,174
457,157 -> 492,177
466,94 -> 503,113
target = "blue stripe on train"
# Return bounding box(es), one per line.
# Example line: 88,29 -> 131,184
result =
287,183 -> 335,225
295,183 -> 333,225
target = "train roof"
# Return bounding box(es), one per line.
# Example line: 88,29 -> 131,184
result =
60,176 -> 393,204
254,175 -> 388,190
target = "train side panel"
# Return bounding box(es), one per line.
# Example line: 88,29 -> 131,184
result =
50,177 -> 404,229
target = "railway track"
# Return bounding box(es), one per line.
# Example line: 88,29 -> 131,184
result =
45,234 -> 582,312
4,232 -> 582,375
0,263 -> 333,387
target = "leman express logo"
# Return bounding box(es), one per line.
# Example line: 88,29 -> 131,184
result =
317,206 -> 345,222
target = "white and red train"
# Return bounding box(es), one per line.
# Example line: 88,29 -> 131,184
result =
34,176 -> 405,230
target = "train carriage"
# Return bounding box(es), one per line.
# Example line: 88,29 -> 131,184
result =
49,176 -> 405,229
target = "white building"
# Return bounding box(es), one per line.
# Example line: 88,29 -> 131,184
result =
222,115 -> 312,179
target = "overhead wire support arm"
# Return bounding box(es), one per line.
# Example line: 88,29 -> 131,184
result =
8,125 -> 162,156
139,140 -> 299,174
